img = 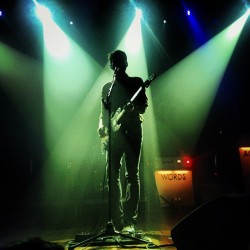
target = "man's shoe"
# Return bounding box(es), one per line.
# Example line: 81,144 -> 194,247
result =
122,224 -> 135,234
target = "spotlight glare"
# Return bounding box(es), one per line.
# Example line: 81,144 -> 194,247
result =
34,1 -> 52,23
135,7 -> 142,19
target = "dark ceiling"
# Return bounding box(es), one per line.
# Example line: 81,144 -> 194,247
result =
0,0 -> 248,63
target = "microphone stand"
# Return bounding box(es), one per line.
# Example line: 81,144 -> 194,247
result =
67,70 -> 151,250
103,68 -> 116,226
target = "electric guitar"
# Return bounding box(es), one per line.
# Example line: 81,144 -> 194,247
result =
111,73 -> 156,132
100,73 -> 156,153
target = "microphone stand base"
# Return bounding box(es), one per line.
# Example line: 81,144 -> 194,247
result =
67,221 -> 152,249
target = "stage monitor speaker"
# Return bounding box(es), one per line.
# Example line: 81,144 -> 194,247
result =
171,194 -> 250,250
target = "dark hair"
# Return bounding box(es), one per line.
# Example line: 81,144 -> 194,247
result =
108,50 -> 128,70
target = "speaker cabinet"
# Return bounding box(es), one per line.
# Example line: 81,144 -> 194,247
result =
171,194 -> 250,250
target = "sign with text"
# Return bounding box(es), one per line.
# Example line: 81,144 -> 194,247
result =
155,170 -> 194,206
239,147 -> 250,193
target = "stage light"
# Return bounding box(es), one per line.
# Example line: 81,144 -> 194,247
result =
242,0 -> 250,15
33,0 -> 52,23
182,156 -> 192,168
135,7 -> 142,19
33,0 -> 71,59
0,10 -> 3,17
124,8 -> 143,55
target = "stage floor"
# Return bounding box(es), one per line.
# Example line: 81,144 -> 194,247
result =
0,228 -> 177,250
0,205 -> 193,250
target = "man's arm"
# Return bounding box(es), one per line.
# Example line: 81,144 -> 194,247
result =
98,85 -> 109,137
98,117 -> 108,138
133,78 -> 148,114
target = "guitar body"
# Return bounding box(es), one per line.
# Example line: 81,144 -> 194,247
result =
111,107 -> 125,132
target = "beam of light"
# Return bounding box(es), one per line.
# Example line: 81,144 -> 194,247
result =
180,0 -> 207,47
35,3 -> 106,205
42,36 -> 110,209
34,0 -> 70,59
43,22 -> 71,59
124,9 -> 143,55
243,0 -> 250,14
186,13 -> 207,47
113,6 -> 162,204
36,1 -> 102,170
135,7 -> 142,19
43,39 -> 104,164
143,21 -> 171,62
34,1 -> 52,23
0,42 -> 43,134
113,8 -> 147,77
226,11 -> 249,39
0,42 -> 44,205
151,13 -> 247,159
116,9 -> 160,162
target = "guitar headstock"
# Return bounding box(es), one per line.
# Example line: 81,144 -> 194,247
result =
144,73 -> 156,88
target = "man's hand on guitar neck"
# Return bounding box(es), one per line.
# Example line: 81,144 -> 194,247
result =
124,101 -> 134,112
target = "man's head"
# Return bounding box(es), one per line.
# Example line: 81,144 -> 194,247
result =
108,50 -> 128,71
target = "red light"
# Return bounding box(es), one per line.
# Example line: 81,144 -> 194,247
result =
182,156 -> 192,168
